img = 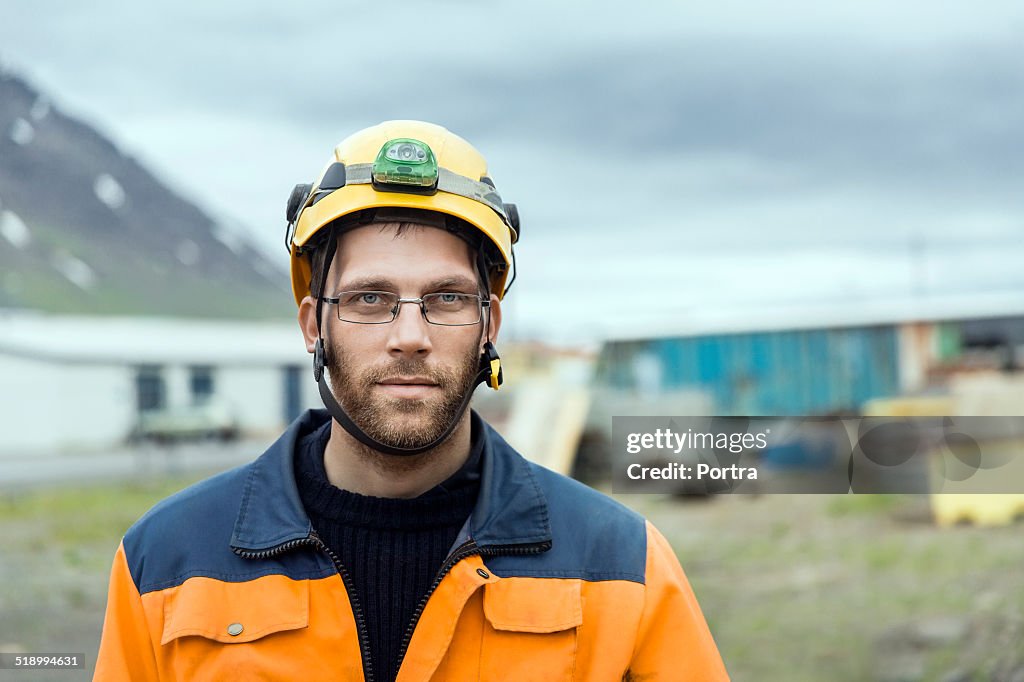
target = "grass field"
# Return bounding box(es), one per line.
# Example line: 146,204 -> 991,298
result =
627,493 -> 1024,682
1,477 -> 1021,681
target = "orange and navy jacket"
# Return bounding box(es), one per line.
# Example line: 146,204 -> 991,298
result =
95,409 -> 729,681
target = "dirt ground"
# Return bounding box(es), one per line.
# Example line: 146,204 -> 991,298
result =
1,475 -> 1022,681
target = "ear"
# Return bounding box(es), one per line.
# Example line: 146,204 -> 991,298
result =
298,295 -> 319,353
482,294 -> 502,351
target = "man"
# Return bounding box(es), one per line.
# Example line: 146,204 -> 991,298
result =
95,120 -> 729,681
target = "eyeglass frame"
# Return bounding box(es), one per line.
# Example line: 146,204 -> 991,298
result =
320,290 -> 490,326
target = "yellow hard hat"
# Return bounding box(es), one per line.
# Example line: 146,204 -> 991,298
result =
286,120 -> 519,306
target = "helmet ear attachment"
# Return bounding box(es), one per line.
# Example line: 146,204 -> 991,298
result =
503,203 -> 520,243
286,183 -> 314,255
287,183 -> 313,224
482,341 -> 503,390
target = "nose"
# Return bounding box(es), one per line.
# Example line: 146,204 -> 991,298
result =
386,299 -> 432,357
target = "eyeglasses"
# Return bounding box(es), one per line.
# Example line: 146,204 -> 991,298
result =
321,291 -> 488,326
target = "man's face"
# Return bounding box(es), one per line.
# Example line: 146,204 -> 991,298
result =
306,223 -> 499,451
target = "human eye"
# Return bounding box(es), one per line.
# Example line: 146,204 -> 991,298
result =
341,291 -> 389,308
431,292 -> 470,307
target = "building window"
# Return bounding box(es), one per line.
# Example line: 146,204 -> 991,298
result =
135,365 -> 165,413
283,365 -> 302,422
190,365 -> 214,405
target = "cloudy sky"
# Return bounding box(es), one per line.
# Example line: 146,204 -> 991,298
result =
3,1 -> 1023,340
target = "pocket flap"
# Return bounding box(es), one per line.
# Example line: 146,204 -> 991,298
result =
483,578 -> 582,633
161,575 -> 310,645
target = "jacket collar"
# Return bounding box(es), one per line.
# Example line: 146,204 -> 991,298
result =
231,409 -> 551,553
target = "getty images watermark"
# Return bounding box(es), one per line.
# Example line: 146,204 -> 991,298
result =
611,416 -> 1024,494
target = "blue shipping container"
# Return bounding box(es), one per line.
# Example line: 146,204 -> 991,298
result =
595,325 -> 901,415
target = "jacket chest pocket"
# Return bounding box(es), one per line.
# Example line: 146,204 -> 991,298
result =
480,578 -> 582,681
159,575 -> 324,682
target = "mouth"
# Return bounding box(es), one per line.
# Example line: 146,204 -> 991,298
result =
375,376 -> 440,398
378,376 -> 439,386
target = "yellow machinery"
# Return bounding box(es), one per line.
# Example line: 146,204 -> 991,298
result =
863,395 -> 1024,527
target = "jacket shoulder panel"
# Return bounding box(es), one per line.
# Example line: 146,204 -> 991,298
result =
121,463 -> 332,596
485,463 -> 647,584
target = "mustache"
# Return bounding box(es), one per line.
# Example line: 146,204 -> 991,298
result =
359,360 -> 459,388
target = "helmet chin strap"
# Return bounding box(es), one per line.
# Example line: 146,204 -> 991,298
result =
313,337 -> 501,457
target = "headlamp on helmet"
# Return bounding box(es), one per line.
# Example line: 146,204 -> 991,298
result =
372,138 -> 438,192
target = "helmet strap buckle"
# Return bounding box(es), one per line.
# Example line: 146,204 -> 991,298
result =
482,341 -> 502,390
312,338 -> 326,382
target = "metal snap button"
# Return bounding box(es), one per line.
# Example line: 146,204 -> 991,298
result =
227,622 -> 244,636
476,568 -> 490,579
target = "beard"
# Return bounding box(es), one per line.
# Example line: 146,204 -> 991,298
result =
325,339 -> 481,452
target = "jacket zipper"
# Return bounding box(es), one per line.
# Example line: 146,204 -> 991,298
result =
393,538 -> 553,670
233,534 -> 376,682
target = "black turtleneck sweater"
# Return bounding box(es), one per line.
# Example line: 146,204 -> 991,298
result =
294,416 -> 483,682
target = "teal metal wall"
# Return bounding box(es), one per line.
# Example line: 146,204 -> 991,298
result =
596,326 -> 901,415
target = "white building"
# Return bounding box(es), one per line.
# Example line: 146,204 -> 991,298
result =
0,311 -> 322,454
